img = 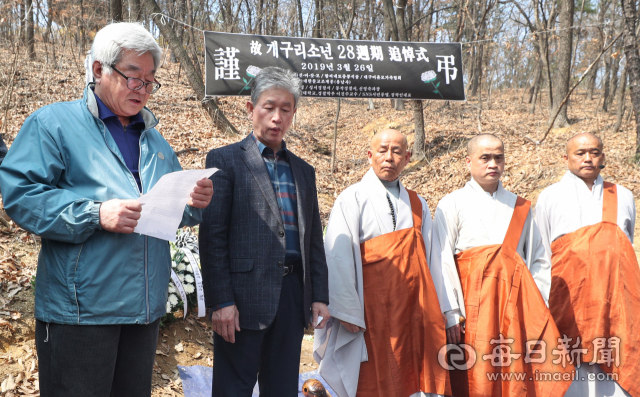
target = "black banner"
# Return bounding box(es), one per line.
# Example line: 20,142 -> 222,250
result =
204,32 -> 465,101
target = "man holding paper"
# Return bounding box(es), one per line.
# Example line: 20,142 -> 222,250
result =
200,67 -> 329,397
0,22 -> 212,396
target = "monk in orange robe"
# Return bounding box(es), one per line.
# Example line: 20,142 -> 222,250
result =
536,132 -> 640,397
314,130 -> 450,397
431,134 -> 573,397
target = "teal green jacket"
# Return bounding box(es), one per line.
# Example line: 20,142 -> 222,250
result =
0,86 -> 202,325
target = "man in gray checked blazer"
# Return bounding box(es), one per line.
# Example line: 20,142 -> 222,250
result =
200,67 -> 329,397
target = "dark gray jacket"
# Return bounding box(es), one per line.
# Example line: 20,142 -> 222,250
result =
200,134 -> 329,330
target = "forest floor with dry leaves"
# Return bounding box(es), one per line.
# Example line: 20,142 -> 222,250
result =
0,45 -> 639,396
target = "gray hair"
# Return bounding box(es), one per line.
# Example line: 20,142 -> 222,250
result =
91,22 -> 162,74
250,67 -> 301,108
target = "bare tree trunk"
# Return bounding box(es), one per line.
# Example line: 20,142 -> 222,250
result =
424,0 -> 434,41
406,0 -> 413,39
185,0 -> 202,79
411,100 -> 425,160
586,66 -> 598,100
550,0 -> 574,128
602,51 -> 612,112
570,0 -> 586,78
330,99 -> 341,173
530,79 -> 540,115
621,0 -> 640,156
26,0 -> 35,59
110,0 -> 122,21
296,0 -> 304,36
313,0 -> 322,38
145,0 -> 238,135
256,0 -> 264,34
130,0 -> 141,20
533,2 -> 555,111
612,60 -> 628,134
610,48 -> 622,106
471,44 -> 484,97
78,0 -> 85,54
270,0 -> 278,35
366,0 -> 378,40
395,0 -> 407,40
383,0 -> 399,41
45,0 -> 53,44
19,3 -> 25,43
527,64 -> 541,104
171,0 -> 185,63
588,1 -> 610,100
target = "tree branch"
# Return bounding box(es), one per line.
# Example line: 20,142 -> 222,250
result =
526,30 -> 623,145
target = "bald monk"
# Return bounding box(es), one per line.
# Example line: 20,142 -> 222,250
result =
430,133 -> 573,397
535,132 -> 640,397
314,130 -> 450,397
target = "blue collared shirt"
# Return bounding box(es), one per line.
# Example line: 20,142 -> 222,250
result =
94,92 -> 145,191
251,133 -> 301,262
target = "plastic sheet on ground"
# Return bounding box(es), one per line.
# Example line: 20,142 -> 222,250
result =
178,365 -> 336,397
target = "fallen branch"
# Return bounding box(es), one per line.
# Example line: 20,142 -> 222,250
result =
525,30 -> 623,145
175,148 -> 199,156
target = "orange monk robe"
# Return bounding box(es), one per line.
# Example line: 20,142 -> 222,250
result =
314,169 -> 449,397
431,180 -> 573,397
537,176 -> 640,397
357,190 -> 450,397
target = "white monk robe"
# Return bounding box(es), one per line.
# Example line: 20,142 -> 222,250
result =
535,171 -> 636,397
313,168 -> 444,397
430,178 -> 551,329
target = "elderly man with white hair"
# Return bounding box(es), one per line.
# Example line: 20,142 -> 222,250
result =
0,23 -> 213,396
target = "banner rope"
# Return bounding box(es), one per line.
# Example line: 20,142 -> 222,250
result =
150,13 -> 205,33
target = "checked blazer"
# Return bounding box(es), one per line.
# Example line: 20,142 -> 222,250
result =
199,134 -> 329,330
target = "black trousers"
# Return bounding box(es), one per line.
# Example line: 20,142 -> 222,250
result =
213,270 -> 305,397
35,318 -> 160,397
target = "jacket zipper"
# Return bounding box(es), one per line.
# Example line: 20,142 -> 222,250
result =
134,125 -> 150,325
98,119 -> 151,324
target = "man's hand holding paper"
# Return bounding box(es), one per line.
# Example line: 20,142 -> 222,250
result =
99,199 -> 143,233
188,178 -> 214,208
134,168 -> 218,241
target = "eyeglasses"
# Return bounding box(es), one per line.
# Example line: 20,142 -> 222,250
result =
110,65 -> 161,94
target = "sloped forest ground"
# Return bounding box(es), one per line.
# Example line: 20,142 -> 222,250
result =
0,46 -> 638,396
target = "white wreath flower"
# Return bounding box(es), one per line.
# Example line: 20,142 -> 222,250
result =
177,263 -> 186,272
421,70 -> 437,83
168,294 -> 178,306
184,284 -> 195,294
246,65 -> 262,78
185,274 -> 195,284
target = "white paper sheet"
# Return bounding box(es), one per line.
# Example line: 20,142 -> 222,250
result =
134,168 -> 218,241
